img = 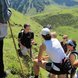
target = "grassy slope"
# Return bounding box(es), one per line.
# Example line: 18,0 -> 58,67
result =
3,6 -> 78,78
30,6 -> 78,77
32,7 -> 78,49
4,9 -> 43,78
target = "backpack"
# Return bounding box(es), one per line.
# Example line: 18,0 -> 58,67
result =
62,51 -> 78,74
70,51 -> 78,56
0,0 -> 12,23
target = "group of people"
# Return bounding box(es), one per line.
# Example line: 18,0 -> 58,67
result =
33,28 -> 78,78
17,25 -> 78,78
0,0 -> 78,78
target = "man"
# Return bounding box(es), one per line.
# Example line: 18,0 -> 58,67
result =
33,28 -> 73,78
18,24 -> 34,56
0,0 -> 11,77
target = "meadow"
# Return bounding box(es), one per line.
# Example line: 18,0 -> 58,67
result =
3,7 -> 78,78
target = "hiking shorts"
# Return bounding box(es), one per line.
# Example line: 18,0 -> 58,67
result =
20,46 -> 30,56
45,62 -> 63,75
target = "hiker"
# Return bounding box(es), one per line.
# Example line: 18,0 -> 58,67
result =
0,0 -> 11,77
51,32 -> 66,78
51,31 -> 57,38
18,24 -> 35,56
58,35 -> 69,78
33,28 -> 73,78
60,35 -> 68,54
49,31 -> 58,78
66,40 -> 77,78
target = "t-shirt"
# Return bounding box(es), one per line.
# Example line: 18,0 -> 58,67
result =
44,38 -> 66,63
18,30 -> 34,48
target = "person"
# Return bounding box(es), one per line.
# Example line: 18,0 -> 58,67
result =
59,35 -> 69,78
66,40 -> 77,78
33,28 -> 74,78
18,24 -> 35,57
49,31 -> 57,78
0,0 -> 11,77
51,31 -> 57,38
60,35 -> 68,54
51,32 -> 66,78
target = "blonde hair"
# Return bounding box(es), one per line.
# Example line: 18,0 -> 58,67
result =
63,35 -> 68,39
51,32 -> 57,38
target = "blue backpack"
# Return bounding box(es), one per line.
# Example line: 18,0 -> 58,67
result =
0,0 -> 12,23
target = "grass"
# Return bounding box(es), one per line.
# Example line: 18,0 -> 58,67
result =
3,9 -> 43,78
3,7 -> 78,78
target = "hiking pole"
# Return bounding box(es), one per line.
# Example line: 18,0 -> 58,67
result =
8,21 -> 25,78
30,48 -> 32,58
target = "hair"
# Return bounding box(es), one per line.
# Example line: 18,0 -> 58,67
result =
24,24 -> 30,28
68,40 -> 77,49
51,32 -> 57,38
42,34 -> 51,40
63,35 -> 68,39
72,40 -> 77,49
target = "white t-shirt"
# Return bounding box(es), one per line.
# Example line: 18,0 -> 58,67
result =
44,38 -> 66,63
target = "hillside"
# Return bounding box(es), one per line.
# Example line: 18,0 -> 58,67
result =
9,0 -> 78,14
32,8 -> 78,28
32,7 -> 78,48
3,7 -> 78,78
4,9 -> 43,78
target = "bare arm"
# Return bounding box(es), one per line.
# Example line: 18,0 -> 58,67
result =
38,43 -> 46,62
69,54 -> 76,65
73,60 -> 78,67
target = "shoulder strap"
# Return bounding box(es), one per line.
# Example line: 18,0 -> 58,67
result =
19,30 -> 24,40
71,51 -> 78,56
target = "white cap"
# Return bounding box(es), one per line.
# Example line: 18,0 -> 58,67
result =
41,28 -> 50,35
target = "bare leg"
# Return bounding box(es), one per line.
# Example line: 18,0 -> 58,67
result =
49,73 -> 57,78
58,75 -> 66,78
33,59 -> 40,76
33,59 -> 47,77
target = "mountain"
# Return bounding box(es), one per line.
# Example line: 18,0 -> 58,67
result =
32,8 -> 78,28
9,0 -> 78,14
53,0 -> 78,6
9,0 -> 52,14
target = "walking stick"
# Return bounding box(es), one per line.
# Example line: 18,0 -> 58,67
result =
8,21 -> 25,78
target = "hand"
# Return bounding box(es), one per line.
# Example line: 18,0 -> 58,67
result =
20,43 -> 25,48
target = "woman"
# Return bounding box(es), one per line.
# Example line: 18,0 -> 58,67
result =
67,40 -> 77,78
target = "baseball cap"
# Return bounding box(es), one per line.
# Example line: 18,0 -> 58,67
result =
41,28 -> 50,35
67,40 -> 75,47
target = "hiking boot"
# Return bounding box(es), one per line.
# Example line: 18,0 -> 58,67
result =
17,49 -> 23,57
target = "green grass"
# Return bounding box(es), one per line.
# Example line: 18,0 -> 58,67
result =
32,7 -> 78,28
4,9 -> 43,78
55,26 -> 78,49
3,7 -> 78,78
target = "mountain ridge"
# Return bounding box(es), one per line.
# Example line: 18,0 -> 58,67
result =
9,0 -> 78,14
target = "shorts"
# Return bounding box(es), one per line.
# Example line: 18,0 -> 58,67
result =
45,62 -> 63,75
20,46 -> 30,56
